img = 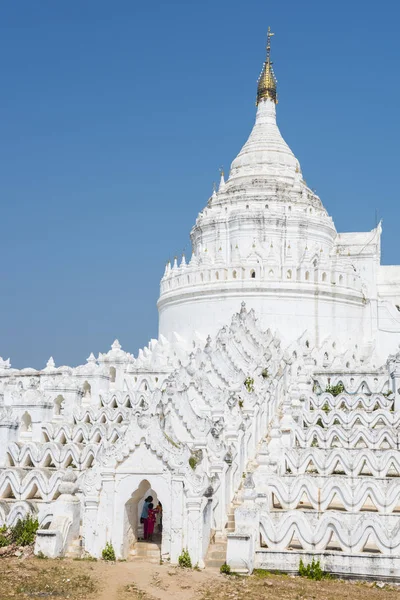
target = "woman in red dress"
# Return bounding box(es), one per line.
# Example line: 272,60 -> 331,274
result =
146,503 -> 157,542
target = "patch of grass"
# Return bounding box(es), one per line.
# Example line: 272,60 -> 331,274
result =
253,568 -> 272,578
0,562 -> 97,600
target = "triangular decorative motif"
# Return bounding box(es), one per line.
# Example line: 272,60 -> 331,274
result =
332,460 -> 345,475
296,491 -> 313,510
325,530 -> 343,551
326,493 -> 346,511
379,437 -> 391,450
362,534 -> 381,554
355,436 -> 367,449
360,494 -> 378,512
272,493 -> 282,509
386,462 -> 400,477
287,530 -> 304,550
305,459 -> 318,474
359,460 -> 372,476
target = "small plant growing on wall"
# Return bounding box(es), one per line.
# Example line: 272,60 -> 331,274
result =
178,548 -> 192,568
189,455 -> 198,470
244,377 -> 254,393
102,542 -> 116,562
261,368 -> 269,379
325,382 -> 344,397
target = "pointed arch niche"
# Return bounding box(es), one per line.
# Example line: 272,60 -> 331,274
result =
19,411 -> 33,440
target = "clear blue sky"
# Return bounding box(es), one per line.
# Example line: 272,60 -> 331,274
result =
1,0 -> 399,369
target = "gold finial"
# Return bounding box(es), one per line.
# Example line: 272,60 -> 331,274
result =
256,27 -> 278,106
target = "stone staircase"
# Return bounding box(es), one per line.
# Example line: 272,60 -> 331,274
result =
205,505 -> 237,568
205,538 -> 227,568
65,538 -> 83,559
130,541 -> 161,564
226,507 -> 236,534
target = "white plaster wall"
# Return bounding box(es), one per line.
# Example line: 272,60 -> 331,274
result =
159,285 -> 368,350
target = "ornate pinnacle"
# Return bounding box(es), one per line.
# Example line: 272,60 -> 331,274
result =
256,27 -> 278,106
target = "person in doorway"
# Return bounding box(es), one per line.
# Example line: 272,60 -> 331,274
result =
156,501 -> 163,533
147,503 -> 157,542
140,495 -> 153,540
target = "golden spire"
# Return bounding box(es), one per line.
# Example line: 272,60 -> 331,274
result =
256,27 -> 278,105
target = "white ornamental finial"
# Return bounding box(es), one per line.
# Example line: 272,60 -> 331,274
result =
219,168 -> 226,191
87,352 -> 96,364
46,356 -> 55,369
111,339 -> 121,350
0,357 -> 11,369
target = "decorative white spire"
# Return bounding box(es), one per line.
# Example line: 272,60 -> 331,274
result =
218,169 -> 226,192
87,352 -> 96,363
111,339 -> 121,351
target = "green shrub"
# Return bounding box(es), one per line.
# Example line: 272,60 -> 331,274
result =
299,558 -> 330,580
0,534 -> 9,547
11,516 -> 39,546
102,542 -> 116,562
220,562 -> 231,575
178,548 -> 192,568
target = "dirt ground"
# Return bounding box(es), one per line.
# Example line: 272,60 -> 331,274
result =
1,557 -> 400,600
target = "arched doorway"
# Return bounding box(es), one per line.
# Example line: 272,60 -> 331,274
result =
124,479 -> 162,559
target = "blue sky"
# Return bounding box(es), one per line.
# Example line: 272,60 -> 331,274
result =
0,0 -> 399,368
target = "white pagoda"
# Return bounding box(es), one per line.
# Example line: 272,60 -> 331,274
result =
1,30 -> 400,579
